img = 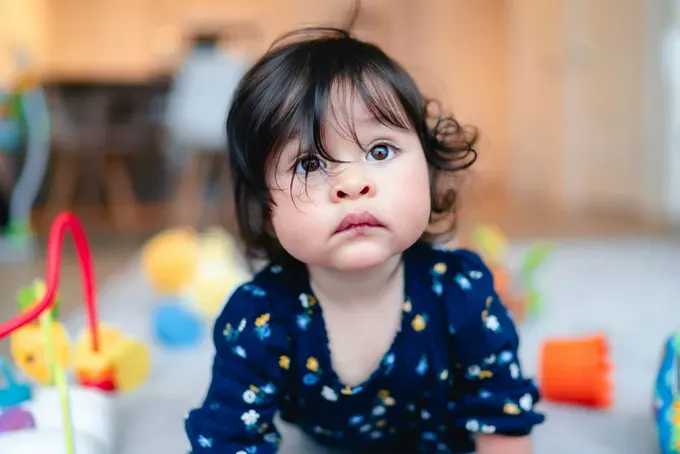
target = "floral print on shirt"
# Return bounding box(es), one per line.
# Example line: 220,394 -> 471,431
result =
185,243 -> 545,453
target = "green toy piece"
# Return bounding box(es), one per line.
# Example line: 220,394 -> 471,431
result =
517,243 -> 553,317
470,224 -> 553,320
17,279 -> 59,321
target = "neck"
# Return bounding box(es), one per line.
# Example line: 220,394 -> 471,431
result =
308,254 -> 404,310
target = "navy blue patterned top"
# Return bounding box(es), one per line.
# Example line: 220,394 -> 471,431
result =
185,241 -> 545,453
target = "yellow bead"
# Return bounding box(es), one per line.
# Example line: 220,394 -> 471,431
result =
10,321 -> 71,385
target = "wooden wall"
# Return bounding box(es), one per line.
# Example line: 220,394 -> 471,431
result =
0,0 -> 671,226
0,0 -> 510,182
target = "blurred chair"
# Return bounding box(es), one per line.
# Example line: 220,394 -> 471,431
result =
163,31 -> 250,227
0,91 -> 21,230
46,80 -> 167,230
46,87 -> 109,223
0,91 -> 22,216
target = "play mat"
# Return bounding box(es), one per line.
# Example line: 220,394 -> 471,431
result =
1,213 -> 679,453
64,237 -> 680,453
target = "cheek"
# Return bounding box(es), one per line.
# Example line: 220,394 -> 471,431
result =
269,182 -> 327,258
382,154 -> 432,221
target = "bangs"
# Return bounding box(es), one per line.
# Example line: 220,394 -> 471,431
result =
276,68 -> 418,167
247,30 -> 425,177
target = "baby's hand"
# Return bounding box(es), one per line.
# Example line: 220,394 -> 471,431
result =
476,434 -> 532,454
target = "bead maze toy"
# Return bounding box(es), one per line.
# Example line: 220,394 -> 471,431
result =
468,224 -> 553,322
0,212 -> 151,454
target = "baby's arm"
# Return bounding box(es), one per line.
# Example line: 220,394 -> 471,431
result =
443,250 -> 545,454
185,284 -> 289,453
476,433 -> 532,454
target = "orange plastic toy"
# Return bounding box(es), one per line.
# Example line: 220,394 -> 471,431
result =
538,333 -> 613,409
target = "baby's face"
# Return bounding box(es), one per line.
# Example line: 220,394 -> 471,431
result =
267,98 -> 431,271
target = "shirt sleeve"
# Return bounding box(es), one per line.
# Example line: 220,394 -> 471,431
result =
185,282 -> 291,453
442,249 -> 545,437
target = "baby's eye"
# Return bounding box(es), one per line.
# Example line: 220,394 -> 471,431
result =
295,156 -> 326,173
367,144 -> 396,161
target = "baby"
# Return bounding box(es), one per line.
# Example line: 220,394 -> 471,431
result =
185,27 -> 545,454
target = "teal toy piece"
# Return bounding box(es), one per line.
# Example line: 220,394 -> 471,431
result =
655,333 -> 680,453
8,51 -> 51,232
0,50 -> 51,239
0,91 -> 25,153
0,358 -> 31,410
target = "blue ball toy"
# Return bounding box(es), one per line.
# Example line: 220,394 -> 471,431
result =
152,301 -> 203,348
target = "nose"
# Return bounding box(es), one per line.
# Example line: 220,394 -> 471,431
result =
330,171 -> 376,203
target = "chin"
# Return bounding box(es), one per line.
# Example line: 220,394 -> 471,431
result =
328,239 -> 399,271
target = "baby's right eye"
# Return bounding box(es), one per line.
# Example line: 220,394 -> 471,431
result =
295,156 -> 325,174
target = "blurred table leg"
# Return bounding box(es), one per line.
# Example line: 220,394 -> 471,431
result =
104,154 -> 138,230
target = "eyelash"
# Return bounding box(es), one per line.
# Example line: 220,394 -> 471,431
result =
291,141 -> 400,174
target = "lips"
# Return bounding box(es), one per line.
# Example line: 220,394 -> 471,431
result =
334,212 -> 385,234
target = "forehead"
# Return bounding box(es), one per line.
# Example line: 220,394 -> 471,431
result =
326,94 -> 387,135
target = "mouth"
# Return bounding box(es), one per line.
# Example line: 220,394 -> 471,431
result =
334,212 -> 386,234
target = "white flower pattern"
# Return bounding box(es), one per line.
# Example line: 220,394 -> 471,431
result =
299,293 -> 311,308
242,390 -> 256,404
509,363 -> 520,379
465,419 -> 480,432
372,405 -> 386,417
322,386 -> 338,402
188,248 -> 543,453
469,270 -> 483,279
519,393 -> 534,411
241,409 -> 260,427
264,432 -> 279,444
197,435 -> 212,448
467,365 -> 481,377
481,424 -> 496,434
485,314 -> 500,332
499,350 -> 514,364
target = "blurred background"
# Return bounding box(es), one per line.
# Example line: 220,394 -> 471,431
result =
0,0 -> 679,452
0,0 -> 677,241
0,0 -> 676,281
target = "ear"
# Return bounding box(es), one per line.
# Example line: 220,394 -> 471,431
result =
263,203 -> 277,236
264,215 -> 276,237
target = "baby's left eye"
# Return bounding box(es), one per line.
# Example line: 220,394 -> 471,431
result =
367,144 -> 396,161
